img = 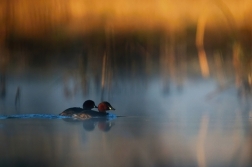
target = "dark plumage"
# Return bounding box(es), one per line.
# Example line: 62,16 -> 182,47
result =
59,100 -> 97,116
72,101 -> 115,120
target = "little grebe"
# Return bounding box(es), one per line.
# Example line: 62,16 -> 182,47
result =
59,100 -> 97,116
72,101 -> 115,120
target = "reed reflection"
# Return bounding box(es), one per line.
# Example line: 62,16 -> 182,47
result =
0,72 -> 6,100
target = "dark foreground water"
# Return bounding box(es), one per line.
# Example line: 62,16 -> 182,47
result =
1,112 -> 252,167
0,43 -> 252,167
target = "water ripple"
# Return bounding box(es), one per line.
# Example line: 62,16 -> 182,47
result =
0,113 -> 117,120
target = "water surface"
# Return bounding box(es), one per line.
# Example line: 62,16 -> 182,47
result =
0,40 -> 252,167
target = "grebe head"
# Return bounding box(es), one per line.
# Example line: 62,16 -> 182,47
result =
83,100 -> 98,110
98,101 -> 115,113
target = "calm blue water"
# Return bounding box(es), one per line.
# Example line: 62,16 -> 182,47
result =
0,50 -> 252,167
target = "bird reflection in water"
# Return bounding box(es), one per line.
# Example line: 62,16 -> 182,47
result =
62,116 -> 116,132
83,118 -> 115,132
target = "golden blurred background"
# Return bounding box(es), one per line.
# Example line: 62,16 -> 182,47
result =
0,0 -> 251,45
0,0 -> 251,100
